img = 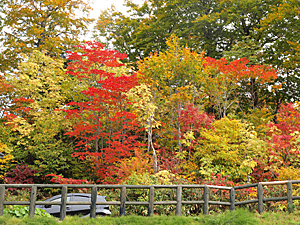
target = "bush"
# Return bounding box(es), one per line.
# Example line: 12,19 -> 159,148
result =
3,205 -> 52,218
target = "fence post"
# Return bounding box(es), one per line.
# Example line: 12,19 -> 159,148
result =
120,186 -> 126,216
287,182 -> 293,213
29,185 -> 37,218
257,183 -> 263,214
90,186 -> 97,218
176,186 -> 182,216
230,188 -> 235,211
60,186 -> 68,221
203,185 -> 209,215
0,186 -> 5,216
148,186 -> 154,216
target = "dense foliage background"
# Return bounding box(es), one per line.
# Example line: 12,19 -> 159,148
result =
0,1 -> 300,202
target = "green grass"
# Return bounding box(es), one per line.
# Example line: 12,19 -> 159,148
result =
0,209 -> 299,225
258,211 -> 300,225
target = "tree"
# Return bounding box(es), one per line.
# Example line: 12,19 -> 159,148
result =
64,41 -> 142,183
0,142 -> 14,181
177,103 -> 214,179
127,84 -> 160,172
94,0 -> 279,63
93,0 -> 220,64
267,103 -> 300,169
0,76 -> 13,118
202,57 -> 277,116
0,1 -> 5,30
3,51 -> 78,177
193,117 -> 264,181
137,34 -> 205,158
0,0 -> 93,73
95,0 -> 298,113
257,0 -> 300,105
201,58 -> 240,118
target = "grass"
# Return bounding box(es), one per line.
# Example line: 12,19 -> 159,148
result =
0,209 -> 300,225
258,211 -> 300,225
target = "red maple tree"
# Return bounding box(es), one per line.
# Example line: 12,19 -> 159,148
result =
64,41 -> 143,183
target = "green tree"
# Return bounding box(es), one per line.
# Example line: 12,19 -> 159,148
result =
257,0 -> 300,105
94,0 -> 277,62
93,0 -> 218,64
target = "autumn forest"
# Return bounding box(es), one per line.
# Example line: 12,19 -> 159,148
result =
0,0 -> 300,190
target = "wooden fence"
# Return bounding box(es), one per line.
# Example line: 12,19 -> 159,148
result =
0,180 -> 300,220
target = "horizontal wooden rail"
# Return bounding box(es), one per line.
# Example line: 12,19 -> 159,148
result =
0,180 -> 299,220
260,181 -> 289,185
234,183 -> 258,190
182,200 -> 204,204
235,199 -> 258,206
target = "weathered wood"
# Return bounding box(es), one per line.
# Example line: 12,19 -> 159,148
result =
29,185 -> 37,218
90,186 -> 97,218
151,185 -> 178,189
2,181 -> 300,189
203,185 -> 209,215
1,181 -> 300,220
103,201 -> 121,205
126,201 -> 149,205
120,186 -> 126,216
0,184 -> 37,188
176,186 -> 182,216
180,185 -> 205,188
260,180 -> 289,185
3,201 -> 31,205
0,186 -> 5,216
35,201 -> 120,205
234,199 -> 258,206
257,183 -> 263,214
123,185 -> 151,189
60,186 -> 68,221
230,188 -> 235,211
181,200 -> 204,204
207,185 -> 232,190
154,201 -> 177,205
287,182 -> 293,213
234,183 -> 258,190
36,201 -> 91,205
208,201 -> 231,206
0,184 -> 143,188
263,197 -> 287,202
148,186 -> 154,216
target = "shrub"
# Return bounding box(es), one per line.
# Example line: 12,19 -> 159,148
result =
4,164 -> 38,185
3,205 -> 52,218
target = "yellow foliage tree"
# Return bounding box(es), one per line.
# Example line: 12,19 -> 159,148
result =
137,34 -> 205,155
0,0 -> 93,73
0,142 -> 14,180
127,84 -> 161,172
4,51 -> 79,176
193,117 -> 267,181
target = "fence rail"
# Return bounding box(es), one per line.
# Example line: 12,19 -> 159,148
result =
0,180 -> 299,220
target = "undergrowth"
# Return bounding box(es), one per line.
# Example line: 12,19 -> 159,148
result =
0,208 -> 299,225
